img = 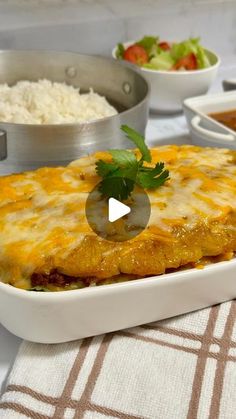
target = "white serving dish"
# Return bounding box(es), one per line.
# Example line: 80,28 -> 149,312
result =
112,41 -> 220,113
0,258 -> 236,343
183,91 -> 236,148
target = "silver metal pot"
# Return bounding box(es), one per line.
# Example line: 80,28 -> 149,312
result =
0,50 -> 149,174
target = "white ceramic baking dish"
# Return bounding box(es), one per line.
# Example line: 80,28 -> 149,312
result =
0,258 -> 236,343
183,91 -> 236,148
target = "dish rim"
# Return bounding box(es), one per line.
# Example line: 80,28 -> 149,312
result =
112,41 -> 221,75
1,257 -> 235,299
184,90 -> 236,136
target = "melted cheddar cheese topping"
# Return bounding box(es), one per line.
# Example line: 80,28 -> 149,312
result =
0,145 -> 236,289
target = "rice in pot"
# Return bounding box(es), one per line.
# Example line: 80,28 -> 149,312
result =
0,79 -> 117,124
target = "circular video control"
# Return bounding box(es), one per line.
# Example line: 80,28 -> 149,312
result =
85,178 -> 151,242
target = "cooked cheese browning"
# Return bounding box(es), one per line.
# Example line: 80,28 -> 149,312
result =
0,145 -> 236,290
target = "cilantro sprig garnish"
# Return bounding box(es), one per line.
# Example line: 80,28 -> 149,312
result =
95,125 -> 169,200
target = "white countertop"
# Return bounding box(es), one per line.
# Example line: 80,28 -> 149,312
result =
0,52 -> 236,396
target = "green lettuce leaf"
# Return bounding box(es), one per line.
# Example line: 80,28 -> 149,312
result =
116,43 -> 125,59
146,51 -> 175,71
171,38 -> 210,69
196,44 -> 211,69
137,35 -> 159,57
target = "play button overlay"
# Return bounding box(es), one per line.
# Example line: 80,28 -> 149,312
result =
108,198 -> 131,222
86,178 -> 151,242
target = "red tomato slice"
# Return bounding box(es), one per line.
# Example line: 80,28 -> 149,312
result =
123,45 -> 148,65
158,41 -> 171,51
172,53 -> 198,71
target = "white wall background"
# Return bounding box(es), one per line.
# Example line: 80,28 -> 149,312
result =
0,0 -> 235,60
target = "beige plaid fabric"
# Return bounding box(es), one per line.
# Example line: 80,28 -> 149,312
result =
1,301 -> 236,419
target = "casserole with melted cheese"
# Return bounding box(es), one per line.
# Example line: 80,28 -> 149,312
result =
0,145 -> 236,291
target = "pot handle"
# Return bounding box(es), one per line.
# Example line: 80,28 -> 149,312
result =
191,115 -> 235,143
0,130 -> 7,160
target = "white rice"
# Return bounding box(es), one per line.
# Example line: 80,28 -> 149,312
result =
0,79 -> 117,124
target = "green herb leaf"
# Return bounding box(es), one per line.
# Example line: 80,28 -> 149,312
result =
116,43 -> 125,59
121,125 -> 151,162
99,177 -> 135,201
109,149 -> 137,167
96,160 -> 119,177
96,126 -> 169,200
139,162 -> 165,176
137,165 -> 169,189
97,150 -> 139,183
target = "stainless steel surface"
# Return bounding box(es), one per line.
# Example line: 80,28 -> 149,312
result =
223,79 -> 236,91
0,130 -> 7,160
0,50 -> 149,174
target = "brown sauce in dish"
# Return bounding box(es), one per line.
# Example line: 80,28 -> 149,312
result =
209,109 -> 236,131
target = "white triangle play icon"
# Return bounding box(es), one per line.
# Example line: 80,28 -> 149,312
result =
108,198 -> 131,223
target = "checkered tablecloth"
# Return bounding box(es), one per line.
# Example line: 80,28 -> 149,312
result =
0,300 -> 236,419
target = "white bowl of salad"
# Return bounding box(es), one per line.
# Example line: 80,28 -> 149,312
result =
112,36 -> 220,113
